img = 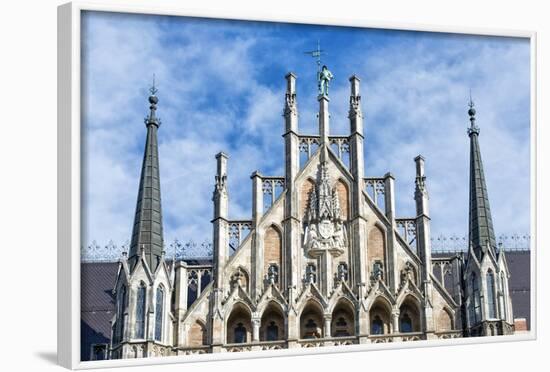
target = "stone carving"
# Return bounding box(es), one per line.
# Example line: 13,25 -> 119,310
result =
303,162 -> 347,258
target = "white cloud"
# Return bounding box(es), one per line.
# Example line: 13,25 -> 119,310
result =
81,13 -> 530,254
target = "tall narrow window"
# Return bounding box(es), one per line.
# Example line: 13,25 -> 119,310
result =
371,315 -> 384,335
266,321 -> 279,341
234,323 -> 247,343
399,313 -> 413,333
115,285 -> 126,344
472,273 -> 481,323
501,273 -> 507,320
154,286 -> 164,341
135,284 -> 146,338
486,270 -> 497,319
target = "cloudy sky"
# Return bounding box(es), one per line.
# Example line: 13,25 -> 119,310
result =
81,11 -> 530,253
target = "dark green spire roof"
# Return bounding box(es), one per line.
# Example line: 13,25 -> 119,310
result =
467,99 -> 497,260
128,82 -> 164,271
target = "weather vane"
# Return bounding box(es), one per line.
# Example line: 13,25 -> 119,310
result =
150,73 -> 158,96
304,40 -> 333,96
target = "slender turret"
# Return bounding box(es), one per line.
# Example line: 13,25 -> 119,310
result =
128,80 -> 164,272
467,98 -> 497,260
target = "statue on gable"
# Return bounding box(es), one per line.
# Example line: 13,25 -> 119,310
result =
318,65 -> 334,96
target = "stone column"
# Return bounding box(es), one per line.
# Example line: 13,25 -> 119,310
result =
348,75 -> 368,293
213,152 -> 229,290
252,318 -> 261,342
283,73 -> 301,292
174,261 -> 188,345
251,171 -> 263,300
392,311 -> 400,334
319,95 -> 330,149
384,172 -> 398,292
324,315 -> 332,338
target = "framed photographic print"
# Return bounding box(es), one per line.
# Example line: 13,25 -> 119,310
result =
57,1 -> 536,369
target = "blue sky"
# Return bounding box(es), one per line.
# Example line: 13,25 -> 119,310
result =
81,11 -> 530,253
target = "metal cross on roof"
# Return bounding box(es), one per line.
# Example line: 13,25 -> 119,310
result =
304,40 -> 326,73
149,73 -> 158,96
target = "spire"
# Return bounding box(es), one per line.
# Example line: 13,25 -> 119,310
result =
128,78 -> 165,271
467,97 -> 496,260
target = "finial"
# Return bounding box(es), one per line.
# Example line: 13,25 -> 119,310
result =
145,74 -> 160,126
467,90 -> 479,136
150,73 -> 158,96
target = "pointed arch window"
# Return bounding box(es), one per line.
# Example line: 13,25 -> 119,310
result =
234,323 -> 247,343
371,315 -> 384,335
399,312 -> 413,333
486,270 -> 497,319
115,285 -> 126,344
266,321 -> 279,341
154,286 -> 164,341
471,273 -> 481,323
500,273 -> 507,320
135,283 -> 146,338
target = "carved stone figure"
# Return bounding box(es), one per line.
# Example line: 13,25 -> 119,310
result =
303,162 -> 347,258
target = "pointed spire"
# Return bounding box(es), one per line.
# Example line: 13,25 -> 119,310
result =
128,78 -> 165,271
467,96 -> 496,260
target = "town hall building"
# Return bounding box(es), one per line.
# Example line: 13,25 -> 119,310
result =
106,68 -> 516,359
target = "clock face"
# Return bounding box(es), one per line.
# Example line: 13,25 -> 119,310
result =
318,220 -> 334,239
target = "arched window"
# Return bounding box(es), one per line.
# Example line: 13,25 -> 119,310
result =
135,283 -> 146,338
304,318 -> 320,339
399,312 -> 413,333
501,273 -> 507,320
154,286 -> 164,341
266,321 -> 279,341
234,323 -> 247,343
371,315 -> 384,335
486,270 -> 497,319
115,285 -> 126,344
471,273 -> 481,323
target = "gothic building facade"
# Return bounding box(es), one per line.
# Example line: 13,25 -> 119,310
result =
109,71 -> 515,359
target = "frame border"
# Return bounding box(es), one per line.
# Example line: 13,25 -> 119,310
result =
57,1 -> 537,369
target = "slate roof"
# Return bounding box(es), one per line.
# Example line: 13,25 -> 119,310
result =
80,262 -> 118,361
467,109 -> 497,260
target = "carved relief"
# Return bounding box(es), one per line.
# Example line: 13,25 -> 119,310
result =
303,162 -> 347,258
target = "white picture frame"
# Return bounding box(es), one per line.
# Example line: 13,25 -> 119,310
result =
57,1 -> 537,369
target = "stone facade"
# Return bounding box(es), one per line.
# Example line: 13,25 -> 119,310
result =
108,71 -> 516,359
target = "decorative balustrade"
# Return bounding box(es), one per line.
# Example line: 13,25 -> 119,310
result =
176,346 -> 211,355
82,231 -> 529,262
297,339 -> 325,348
434,330 -> 462,339
431,233 -> 531,253
329,135 -> 350,162
298,135 -> 320,160
395,218 -> 417,248
364,177 -> 386,208
261,176 -> 285,209
228,220 -> 252,253
224,344 -> 253,353
369,332 -> 424,343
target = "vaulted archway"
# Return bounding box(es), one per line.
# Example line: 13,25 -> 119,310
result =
260,302 -> 285,341
331,299 -> 355,337
226,302 -> 252,344
369,297 -> 392,335
300,300 -> 324,339
399,296 -> 421,333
